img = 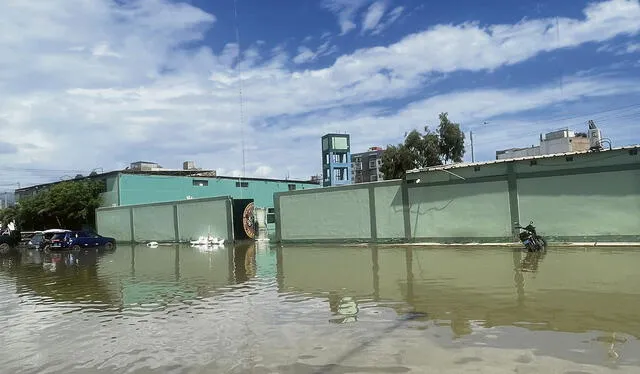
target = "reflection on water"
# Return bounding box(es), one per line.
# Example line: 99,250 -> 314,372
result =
1,244 -> 640,373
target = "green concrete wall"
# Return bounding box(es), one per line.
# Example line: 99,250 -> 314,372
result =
408,181 -> 511,241
176,199 -> 230,242
274,146 -> 640,243
518,169 -> 640,240
133,204 -> 175,242
277,185 -> 371,241
373,182 -> 405,239
96,196 -> 233,243
95,206 -> 131,242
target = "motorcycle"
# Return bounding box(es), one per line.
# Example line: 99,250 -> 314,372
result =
515,221 -> 546,252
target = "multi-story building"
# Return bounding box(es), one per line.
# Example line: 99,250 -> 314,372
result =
321,133 -> 352,187
496,129 -> 590,160
351,147 -> 385,183
1,191 -> 16,209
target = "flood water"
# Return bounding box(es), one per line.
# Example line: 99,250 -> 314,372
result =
2,244 -> 640,373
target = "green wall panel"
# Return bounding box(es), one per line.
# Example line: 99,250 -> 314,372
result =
280,188 -> 371,240
133,204 -> 175,242
408,181 -> 511,239
118,174 -> 319,209
518,169 -> 640,238
374,183 -> 405,239
96,207 -> 131,242
177,199 -> 230,241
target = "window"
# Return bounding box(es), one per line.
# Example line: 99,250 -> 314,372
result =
267,208 -> 276,224
236,181 -> 249,188
192,179 -> 208,186
369,159 -> 376,169
332,136 -> 348,150
288,184 -> 296,191
370,174 -> 378,182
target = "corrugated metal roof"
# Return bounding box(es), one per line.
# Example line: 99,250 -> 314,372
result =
406,144 -> 640,174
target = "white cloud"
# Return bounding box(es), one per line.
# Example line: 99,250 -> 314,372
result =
371,6 -> 404,35
1,0 -> 640,186
361,1 -> 387,34
292,41 -> 338,64
628,43 -> 640,53
321,0 -> 373,35
597,41 -> 640,55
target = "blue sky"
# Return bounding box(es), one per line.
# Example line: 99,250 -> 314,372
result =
0,0 -> 639,189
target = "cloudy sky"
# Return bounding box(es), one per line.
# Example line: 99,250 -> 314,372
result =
1,0 -> 639,189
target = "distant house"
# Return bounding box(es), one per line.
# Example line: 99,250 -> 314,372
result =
496,129 -> 590,160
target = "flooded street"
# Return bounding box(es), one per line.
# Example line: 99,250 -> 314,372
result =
2,244 -> 640,373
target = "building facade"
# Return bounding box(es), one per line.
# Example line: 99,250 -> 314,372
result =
18,169 -> 320,237
351,147 -> 385,183
321,133 -> 352,187
496,129 -> 590,160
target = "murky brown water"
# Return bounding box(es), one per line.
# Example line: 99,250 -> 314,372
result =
1,243 -> 640,373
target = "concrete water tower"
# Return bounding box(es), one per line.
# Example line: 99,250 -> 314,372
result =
321,133 -> 352,187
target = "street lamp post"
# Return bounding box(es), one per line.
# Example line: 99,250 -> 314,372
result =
469,121 -> 489,163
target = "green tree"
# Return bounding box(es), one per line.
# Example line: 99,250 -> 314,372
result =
380,112 -> 466,180
10,179 -> 103,230
0,205 -> 20,227
380,144 -> 413,180
437,112 -> 466,163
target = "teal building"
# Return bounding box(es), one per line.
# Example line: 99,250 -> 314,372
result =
17,170 -> 320,232
98,172 -> 319,209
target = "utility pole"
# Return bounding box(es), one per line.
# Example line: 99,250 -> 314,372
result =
470,131 -> 474,163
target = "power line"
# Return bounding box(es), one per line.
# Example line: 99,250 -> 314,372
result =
0,166 -> 89,173
477,102 -> 640,132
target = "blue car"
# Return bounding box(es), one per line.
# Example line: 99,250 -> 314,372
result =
49,231 -> 116,251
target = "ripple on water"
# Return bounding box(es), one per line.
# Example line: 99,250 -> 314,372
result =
2,245 -> 640,373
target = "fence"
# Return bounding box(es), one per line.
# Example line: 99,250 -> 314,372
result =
275,147 -> 640,243
96,196 -> 233,243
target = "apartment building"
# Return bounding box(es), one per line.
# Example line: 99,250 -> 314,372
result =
351,147 -> 385,183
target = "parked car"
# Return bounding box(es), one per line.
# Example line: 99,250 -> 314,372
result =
48,231 -> 116,251
0,229 -> 21,255
28,229 -> 71,250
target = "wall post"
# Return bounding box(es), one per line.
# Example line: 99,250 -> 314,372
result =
129,207 -> 135,243
401,180 -> 412,242
173,204 -> 180,242
368,185 -> 377,241
274,193 -> 282,243
226,197 -> 234,243
507,162 -> 520,240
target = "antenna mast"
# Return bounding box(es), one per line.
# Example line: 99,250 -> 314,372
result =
234,0 -> 246,178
